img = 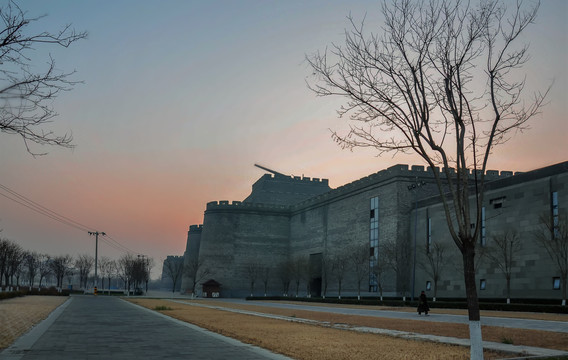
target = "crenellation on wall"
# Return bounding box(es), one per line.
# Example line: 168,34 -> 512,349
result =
189,224 -> 203,232
266,164 -> 522,214
206,200 -> 291,214
256,172 -> 329,185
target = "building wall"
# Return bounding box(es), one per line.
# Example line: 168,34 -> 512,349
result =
180,225 -> 202,294
413,164 -> 568,301
184,161 -> 567,300
196,201 -> 290,297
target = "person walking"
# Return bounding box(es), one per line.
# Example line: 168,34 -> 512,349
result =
417,290 -> 430,316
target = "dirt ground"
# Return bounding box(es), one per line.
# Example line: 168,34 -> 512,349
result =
0,296 -> 68,349
130,298 -> 524,360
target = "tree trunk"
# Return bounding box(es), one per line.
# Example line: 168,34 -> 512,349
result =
463,243 -> 483,360
434,280 -> 438,302
506,276 -> 511,304
562,275 -> 566,306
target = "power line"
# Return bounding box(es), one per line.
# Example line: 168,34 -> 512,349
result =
0,183 -> 95,232
0,181 -> 141,256
102,234 -> 137,254
0,191 -> 91,233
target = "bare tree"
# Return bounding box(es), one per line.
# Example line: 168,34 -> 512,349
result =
23,251 -> 40,290
307,1 -> 546,357
370,252 -> 387,301
37,254 -> 51,289
321,253 -> 332,299
49,255 -> 73,292
419,242 -> 450,301
0,2 -> 87,155
487,230 -> 521,304
382,239 -> 411,301
331,250 -> 350,299
75,254 -> 94,289
290,255 -> 308,297
162,256 -> 184,294
349,243 -> 369,300
260,265 -> 271,296
245,261 -> 262,297
535,215 -> 567,306
6,241 -> 23,290
117,254 -> 134,293
131,256 -> 148,292
277,259 -> 292,296
99,257 -> 116,295
143,257 -> 154,294
0,238 -> 8,288
184,258 -> 212,298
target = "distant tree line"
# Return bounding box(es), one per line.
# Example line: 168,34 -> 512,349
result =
0,237 -> 154,294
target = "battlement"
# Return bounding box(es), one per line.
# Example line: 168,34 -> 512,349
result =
259,173 -> 329,186
189,224 -> 203,232
291,163 -> 521,211
384,164 -> 520,178
206,200 -> 290,212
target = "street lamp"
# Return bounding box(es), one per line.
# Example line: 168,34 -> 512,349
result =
408,179 -> 426,302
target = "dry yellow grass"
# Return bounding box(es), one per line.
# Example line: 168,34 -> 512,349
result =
189,299 -> 568,351
130,298 -> 513,360
0,296 -> 68,349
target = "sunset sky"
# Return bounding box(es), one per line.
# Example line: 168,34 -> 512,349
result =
0,0 -> 566,278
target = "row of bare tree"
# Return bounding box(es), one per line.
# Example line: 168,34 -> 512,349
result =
0,237 -> 154,294
162,257 -> 212,296
0,238 -> 73,291
241,217 -> 567,304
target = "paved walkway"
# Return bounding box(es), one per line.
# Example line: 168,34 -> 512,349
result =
214,299 -> 568,333
0,295 -> 291,360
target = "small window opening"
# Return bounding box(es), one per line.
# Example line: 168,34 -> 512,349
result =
490,196 -> 506,209
553,277 -> 561,290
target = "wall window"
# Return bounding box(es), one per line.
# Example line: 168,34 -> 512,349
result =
480,279 -> 486,290
552,191 -> 559,238
553,277 -> 561,290
426,281 -> 431,291
490,196 -> 505,209
369,196 -> 379,292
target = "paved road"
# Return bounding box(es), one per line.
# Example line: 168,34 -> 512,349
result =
1,295 -> 291,360
216,298 -> 568,333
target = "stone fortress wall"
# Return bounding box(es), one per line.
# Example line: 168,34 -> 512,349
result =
180,162 -> 567,300
413,162 -> 568,300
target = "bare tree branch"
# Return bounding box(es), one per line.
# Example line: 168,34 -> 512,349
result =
0,2 -> 87,155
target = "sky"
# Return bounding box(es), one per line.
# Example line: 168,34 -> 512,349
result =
0,0 -> 566,279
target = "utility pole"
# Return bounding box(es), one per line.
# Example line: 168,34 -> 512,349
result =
88,231 -> 106,290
